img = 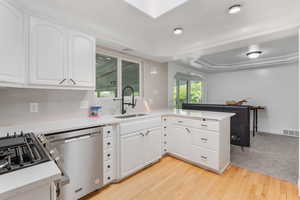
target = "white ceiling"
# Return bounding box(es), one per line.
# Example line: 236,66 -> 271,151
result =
16,0 -> 300,62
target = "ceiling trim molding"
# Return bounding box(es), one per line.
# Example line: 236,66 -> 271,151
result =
174,22 -> 300,60
191,52 -> 298,72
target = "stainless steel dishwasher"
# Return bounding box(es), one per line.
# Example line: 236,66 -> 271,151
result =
45,126 -> 103,200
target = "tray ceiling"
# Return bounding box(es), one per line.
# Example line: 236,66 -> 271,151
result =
15,0 -> 300,62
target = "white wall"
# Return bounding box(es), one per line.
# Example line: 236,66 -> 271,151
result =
167,62 -> 206,108
207,63 -> 299,134
0,47 -> 168,127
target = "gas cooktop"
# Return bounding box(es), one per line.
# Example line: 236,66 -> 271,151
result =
0,133 -> 50,175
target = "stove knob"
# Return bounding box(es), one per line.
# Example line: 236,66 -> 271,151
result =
50,150 -> 55,155
38,135 -> 47,144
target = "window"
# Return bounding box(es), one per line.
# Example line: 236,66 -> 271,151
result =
173,73 -> 203,108
96,54 -> 118,98
122,60 -> 140,96
95,53 -> 141,98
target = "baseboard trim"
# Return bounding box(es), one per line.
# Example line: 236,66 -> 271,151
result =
255,131 -> 299,138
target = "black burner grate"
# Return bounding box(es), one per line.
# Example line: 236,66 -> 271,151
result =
0,133 -> 50,175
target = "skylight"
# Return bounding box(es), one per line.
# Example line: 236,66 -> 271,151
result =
124,0 -> 189,18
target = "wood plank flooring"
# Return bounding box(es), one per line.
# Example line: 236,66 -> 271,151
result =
83,156 -> 300,200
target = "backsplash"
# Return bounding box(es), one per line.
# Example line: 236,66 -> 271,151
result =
0,88 -> 156,127
0,88 -> 90,126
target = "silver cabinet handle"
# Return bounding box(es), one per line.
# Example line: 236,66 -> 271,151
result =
139,132 -> 145,137
59,78 -> 66,85
145,130 -> 150,136
70,78 -> 76,85
201,156 -> 208,160
201,138 -> 208,142
185,128 -> 191,133
201,124 -> 208,127
178,120 -> 183,123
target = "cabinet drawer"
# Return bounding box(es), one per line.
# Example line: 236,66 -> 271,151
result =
103,171 -> 113,185
166,117 -> 219,132
190,129 -> 219,151
103,137 -> 113,150
120,117 -> 161,135
103,160 -> 113,173
190,146 -> 218,170
104,148 -> 113,161
103,126 -> 113,138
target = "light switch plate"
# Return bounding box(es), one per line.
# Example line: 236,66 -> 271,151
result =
30,103 -> 39,113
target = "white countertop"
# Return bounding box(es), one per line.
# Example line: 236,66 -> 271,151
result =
0,109 -> 235,198
0,109 -> 235,136
0,161 -> 61,199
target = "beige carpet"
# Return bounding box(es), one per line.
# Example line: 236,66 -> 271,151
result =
231,132 -> 299,183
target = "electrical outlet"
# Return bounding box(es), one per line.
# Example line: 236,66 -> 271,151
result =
30,103 -> 39,113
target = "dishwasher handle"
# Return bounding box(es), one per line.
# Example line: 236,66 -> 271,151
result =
50,132 -> 101,144
64,135 -> 91,143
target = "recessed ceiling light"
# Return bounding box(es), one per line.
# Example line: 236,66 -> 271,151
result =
228,4 -> 242,14
246,51 -> 263,59
173,27 -> 184,35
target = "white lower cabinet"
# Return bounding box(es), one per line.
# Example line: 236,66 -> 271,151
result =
120,126 -> 162,179
121,132 -> 145,178
118,116 -> 230,182
167,125 -> 190,159
144,128 -> 162,165
163,116 -> 230,173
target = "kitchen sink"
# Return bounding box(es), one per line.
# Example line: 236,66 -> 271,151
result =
114,113 -> 148,119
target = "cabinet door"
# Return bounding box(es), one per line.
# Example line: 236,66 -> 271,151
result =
167,125 -> 190,159
0,1 -> 25,84
144,127 -> 162,165
29,17 -> 67,86
68,31 -> 95,88
121,132 -> 145,178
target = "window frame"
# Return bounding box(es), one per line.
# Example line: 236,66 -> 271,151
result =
174,79 -> 204,109
95,50 -> 143,99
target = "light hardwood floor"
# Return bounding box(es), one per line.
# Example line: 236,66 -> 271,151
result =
83,156 -> 300,200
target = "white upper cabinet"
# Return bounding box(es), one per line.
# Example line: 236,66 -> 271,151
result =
69,32 -> 96,87
0,1 -> 25,84
29,17 -> 67,86
68,31 -> 95,87
29,16 -> 95,89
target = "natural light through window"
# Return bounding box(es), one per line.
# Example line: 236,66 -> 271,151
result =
124,0 -> 189,18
